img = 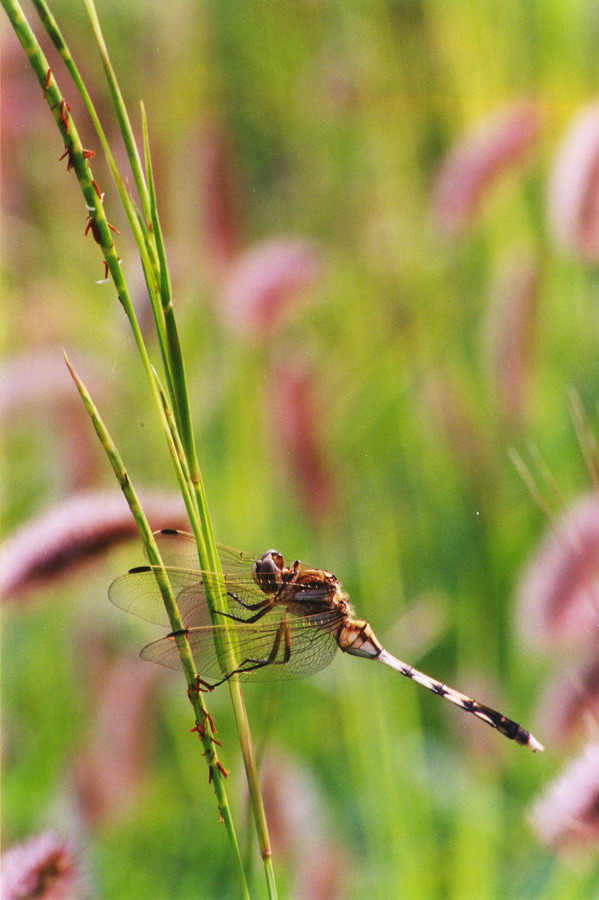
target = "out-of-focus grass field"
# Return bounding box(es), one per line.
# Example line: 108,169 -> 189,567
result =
3,1 -> 599,897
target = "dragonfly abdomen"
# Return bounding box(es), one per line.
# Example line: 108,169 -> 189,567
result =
337,619 -> 384,659
376,648 -> 544,752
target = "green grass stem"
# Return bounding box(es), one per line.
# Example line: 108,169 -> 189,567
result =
4,0 -> 277,892
152,366 -> 277,888
29,0 -> 169,353
82,0 -> 152,224
63,353 -> 250,900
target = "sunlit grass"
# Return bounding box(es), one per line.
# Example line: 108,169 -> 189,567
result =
4,0 -> 599,896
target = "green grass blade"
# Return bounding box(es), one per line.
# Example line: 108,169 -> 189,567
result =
4,2 -> 278,892
151,367 -> 277,894
64,352 -> 250,900
28,0 -> 169,349
82,0 -> 151,224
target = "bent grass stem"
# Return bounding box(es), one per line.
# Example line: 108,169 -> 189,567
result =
64,355 -> 249,899
3,0 -> 276,894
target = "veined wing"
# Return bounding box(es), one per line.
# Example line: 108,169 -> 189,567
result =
140,609 -> 344,683
149,529 -> 260,578
108,565 -> 270,628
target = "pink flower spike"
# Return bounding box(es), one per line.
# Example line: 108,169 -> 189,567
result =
199,123 -> 243,273
0,350 -> 105,419
267,357 -> 337,523
547,103 -> 599,261
420,372 -> 489,478
516,492 -> 599,648
1,349 -> 109,490
431,100 -> 540,237
260,752 -> 348,898
218,238 -> 321,338
530,742 -> 599,851
1,490 -> 187,601
1,831 -> 78,900
485,253 -> 542,428
535,657 -> 599,746
73,645 -> 162,827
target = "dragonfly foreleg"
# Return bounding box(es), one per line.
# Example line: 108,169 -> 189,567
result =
215,601 -> 274,625
226,590 -> 272,612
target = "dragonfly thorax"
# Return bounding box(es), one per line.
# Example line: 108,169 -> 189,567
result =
286,572 -> 352,619
253,549 -> 352,619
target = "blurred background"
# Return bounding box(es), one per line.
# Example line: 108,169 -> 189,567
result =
3,1 -> 599,897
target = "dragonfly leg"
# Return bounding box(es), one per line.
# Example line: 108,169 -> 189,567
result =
282,616 -> 292,661
189,675 -> 214,695
214,602 -> 274,625
211,616 -> 290,686
226,590 -> 272,612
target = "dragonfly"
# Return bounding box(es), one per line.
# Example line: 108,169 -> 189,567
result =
109,529 -> 544,752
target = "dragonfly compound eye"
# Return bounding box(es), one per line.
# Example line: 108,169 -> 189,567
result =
253,550 -> 285,593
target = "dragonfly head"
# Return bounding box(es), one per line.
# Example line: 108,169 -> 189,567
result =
253,550 -> 285,593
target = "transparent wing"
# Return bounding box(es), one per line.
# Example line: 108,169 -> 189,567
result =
216,543 -> 262,577
140,609 -> 344,683
149,530 -> 199,569
108,565 -> 270,628
150,529 -> 260,577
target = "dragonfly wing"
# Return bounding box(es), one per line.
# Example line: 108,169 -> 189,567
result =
151,530 -> 199,569
109,565 -> 271,627
109,566 -> 216,627
150,529 -> 259,578
140,611 -> 343,684
215,543 -> 260,577
140,625 -> 225,675
253,611 -> 341,682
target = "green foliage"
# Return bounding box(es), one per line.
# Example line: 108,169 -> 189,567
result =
4,0 -> 599,897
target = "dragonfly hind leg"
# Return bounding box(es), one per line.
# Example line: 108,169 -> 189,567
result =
211,616 -> 291,686
189,675 -> 215,696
